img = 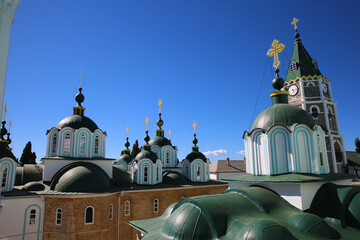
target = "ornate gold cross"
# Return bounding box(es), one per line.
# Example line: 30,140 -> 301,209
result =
291,17 -> 299,30
80,69 -> 83,88
145,116 -> 149,131
9,119 -> 11,133
267,39 -> 285,69
3,102 -> 7,121
192,121 -> 197,134
168,129 -> 172,140
126,125 -> 129,137
158,98 -> 163,113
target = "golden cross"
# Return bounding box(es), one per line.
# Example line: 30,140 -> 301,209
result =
192,121 -> 197,134
80,69 -> 83,88
158,98 -> 163,113
168,129 -> 172,140
145,116 -> 149,131
267,39 -> 285,69
9,119 -> 11,133
126,125 -> 129,137
291,17 -> 299,30
3,102 -> 7,121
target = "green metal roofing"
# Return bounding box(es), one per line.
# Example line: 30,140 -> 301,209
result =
149,136 -> 172,147
55,114 -> 99,132
285,38 -> 323,82
346,151 -> 360,166
222,173 -> 357,183
129,186 -> 360,239
162,171 -> 188,185
250,103 -> 315,131
50,162 -> 111,192
185,151 -> 207,162
135,148 -> 159,163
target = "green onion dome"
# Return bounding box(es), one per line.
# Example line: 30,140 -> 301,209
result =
149,136 -> 172,147
251,103 -> 315,131
115,151 -> 133,164
56,115 -> 99,132
135,145 -> 158,163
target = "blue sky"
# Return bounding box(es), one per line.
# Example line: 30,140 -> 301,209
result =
4,0 -> 360,162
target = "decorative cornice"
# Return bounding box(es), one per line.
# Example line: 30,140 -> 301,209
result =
285,75 -> 328,84
270,91 -> 288,97
0,0 -> 20,23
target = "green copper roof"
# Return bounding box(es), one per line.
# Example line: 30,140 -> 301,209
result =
162,171 -> 188,185
56,115 -> 99,132
285,38 -> 323,82
250,103 -> 315,132
128,186 -> 360,240
149,136 -> 172,147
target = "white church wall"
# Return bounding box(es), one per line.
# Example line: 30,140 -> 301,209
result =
0,196 -> 44,240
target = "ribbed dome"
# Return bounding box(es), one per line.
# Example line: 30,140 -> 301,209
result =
185,151 -> 207,162
116,153 -> 133,164
163,171 -> 188,185
135,149 -> 158,163
251,103 -> 315,131
149,136 -> 172,147
51,162 -> 111,192
56,115 -> 99,132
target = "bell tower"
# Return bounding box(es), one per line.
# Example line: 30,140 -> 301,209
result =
284,18 -> 346,173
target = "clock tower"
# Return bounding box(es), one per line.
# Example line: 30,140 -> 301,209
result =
284,18 -> 346,173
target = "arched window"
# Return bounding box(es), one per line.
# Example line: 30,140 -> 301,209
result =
180,196 -> 185,200
85,206 -> 94,224
156,165 -> 159,182
153,199 -> 159,213
64,133 -> 71,154
109,204 -> 113,220
2,167 -> 8,189
328,107 -> 335,130
124,201 -> 130,216
94,135 -> 99,154
29,209 -> 36,225
166,152 -> 170,164
80,134 -> 86,154
311,107 -> 319,124
185,165 -> 189,175
309,87 -> 314,96
289,61 -> 297,72
196,165 -> 201,180
56,208 -> 62,225
144,165 -> 148,183
52,133 -> 57,154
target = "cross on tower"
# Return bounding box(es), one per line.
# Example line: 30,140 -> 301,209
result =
168,129 -> 172,140
126,125 -> 129,137
145,116 -> 149,131
3,102 -> 7,121
80,69 -> 83,88
158,98 -> 163,113
291,17 -> 299,30
192,121 -> 197,134
267,39 -> 285,69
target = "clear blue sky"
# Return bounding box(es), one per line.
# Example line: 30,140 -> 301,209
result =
4,0 -> 360,162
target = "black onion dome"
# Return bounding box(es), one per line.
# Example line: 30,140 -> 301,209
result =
185,151 -> 207,162
116,153 -> 133,164
50,162 -> 111,193
56,115 -> 99,132
0,141 -> 16,161
149,136 -> 172,147
135,149 -> 158,163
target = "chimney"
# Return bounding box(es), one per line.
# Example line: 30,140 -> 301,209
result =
226,158 -> 230,166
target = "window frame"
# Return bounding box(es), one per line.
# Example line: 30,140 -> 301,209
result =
52,133 -> 57,154
85,206 -> 94,225
94,135 -> 99,154
1,166 -> 8,189
64,133 -> 71,154
80,133 -> 86,154
153,199 -> 159,213
29,209 -> 36,225
56,208 -> 62,226
124,200 -> 130,216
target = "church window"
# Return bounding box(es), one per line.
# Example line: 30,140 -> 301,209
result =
311,107 -> 319,124
94,135 -> 99,154
109,204 -> 113,220
309,87 -> 314,96
125,201 -> 130,216
185,165 -> 189,175
56,208 -> 62,225
319,152 -> 324,167
29,209 -> 36,225
156,165 -> 159,181
52,133 -> 57,154
144,165 -> 148,183
196,165 -> 201,180
64,133 -> 71,154
180,196 -> 185,200
85,206 -> 94,224
154,199 -> 159,213
289,61 -> 297,72
1,167 -> 7,189
80,134 -> 86,154
166,152 -> 169,164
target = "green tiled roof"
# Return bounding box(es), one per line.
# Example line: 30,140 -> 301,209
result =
346,151 -> 360,166
285,38 -> 323,82
128,186 -> 360,239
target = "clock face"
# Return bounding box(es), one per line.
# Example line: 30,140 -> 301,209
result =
288,84 -> 298,96
322,82 -> 328,93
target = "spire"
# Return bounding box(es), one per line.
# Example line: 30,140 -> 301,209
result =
286,18 -> 323,82
6,119 -> 12,149
143,116 -> 151,150
156,98 -> 165,137
73,70 -> 85,116
267,39 -> 288,105
192,121 -> 199,152
122,125 -> 131,155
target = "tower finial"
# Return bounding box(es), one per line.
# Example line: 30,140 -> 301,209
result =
158,98 -> 163,113
168,129 -> 172,140
267,39 -> 285,69
192,121 -> 197,134
80,69 -> 83,88
125,125 -> 130,150
126,125 -> 129,138
3,102 -> 7,122
145,116 -> 149,131
291,17 -> 299,30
